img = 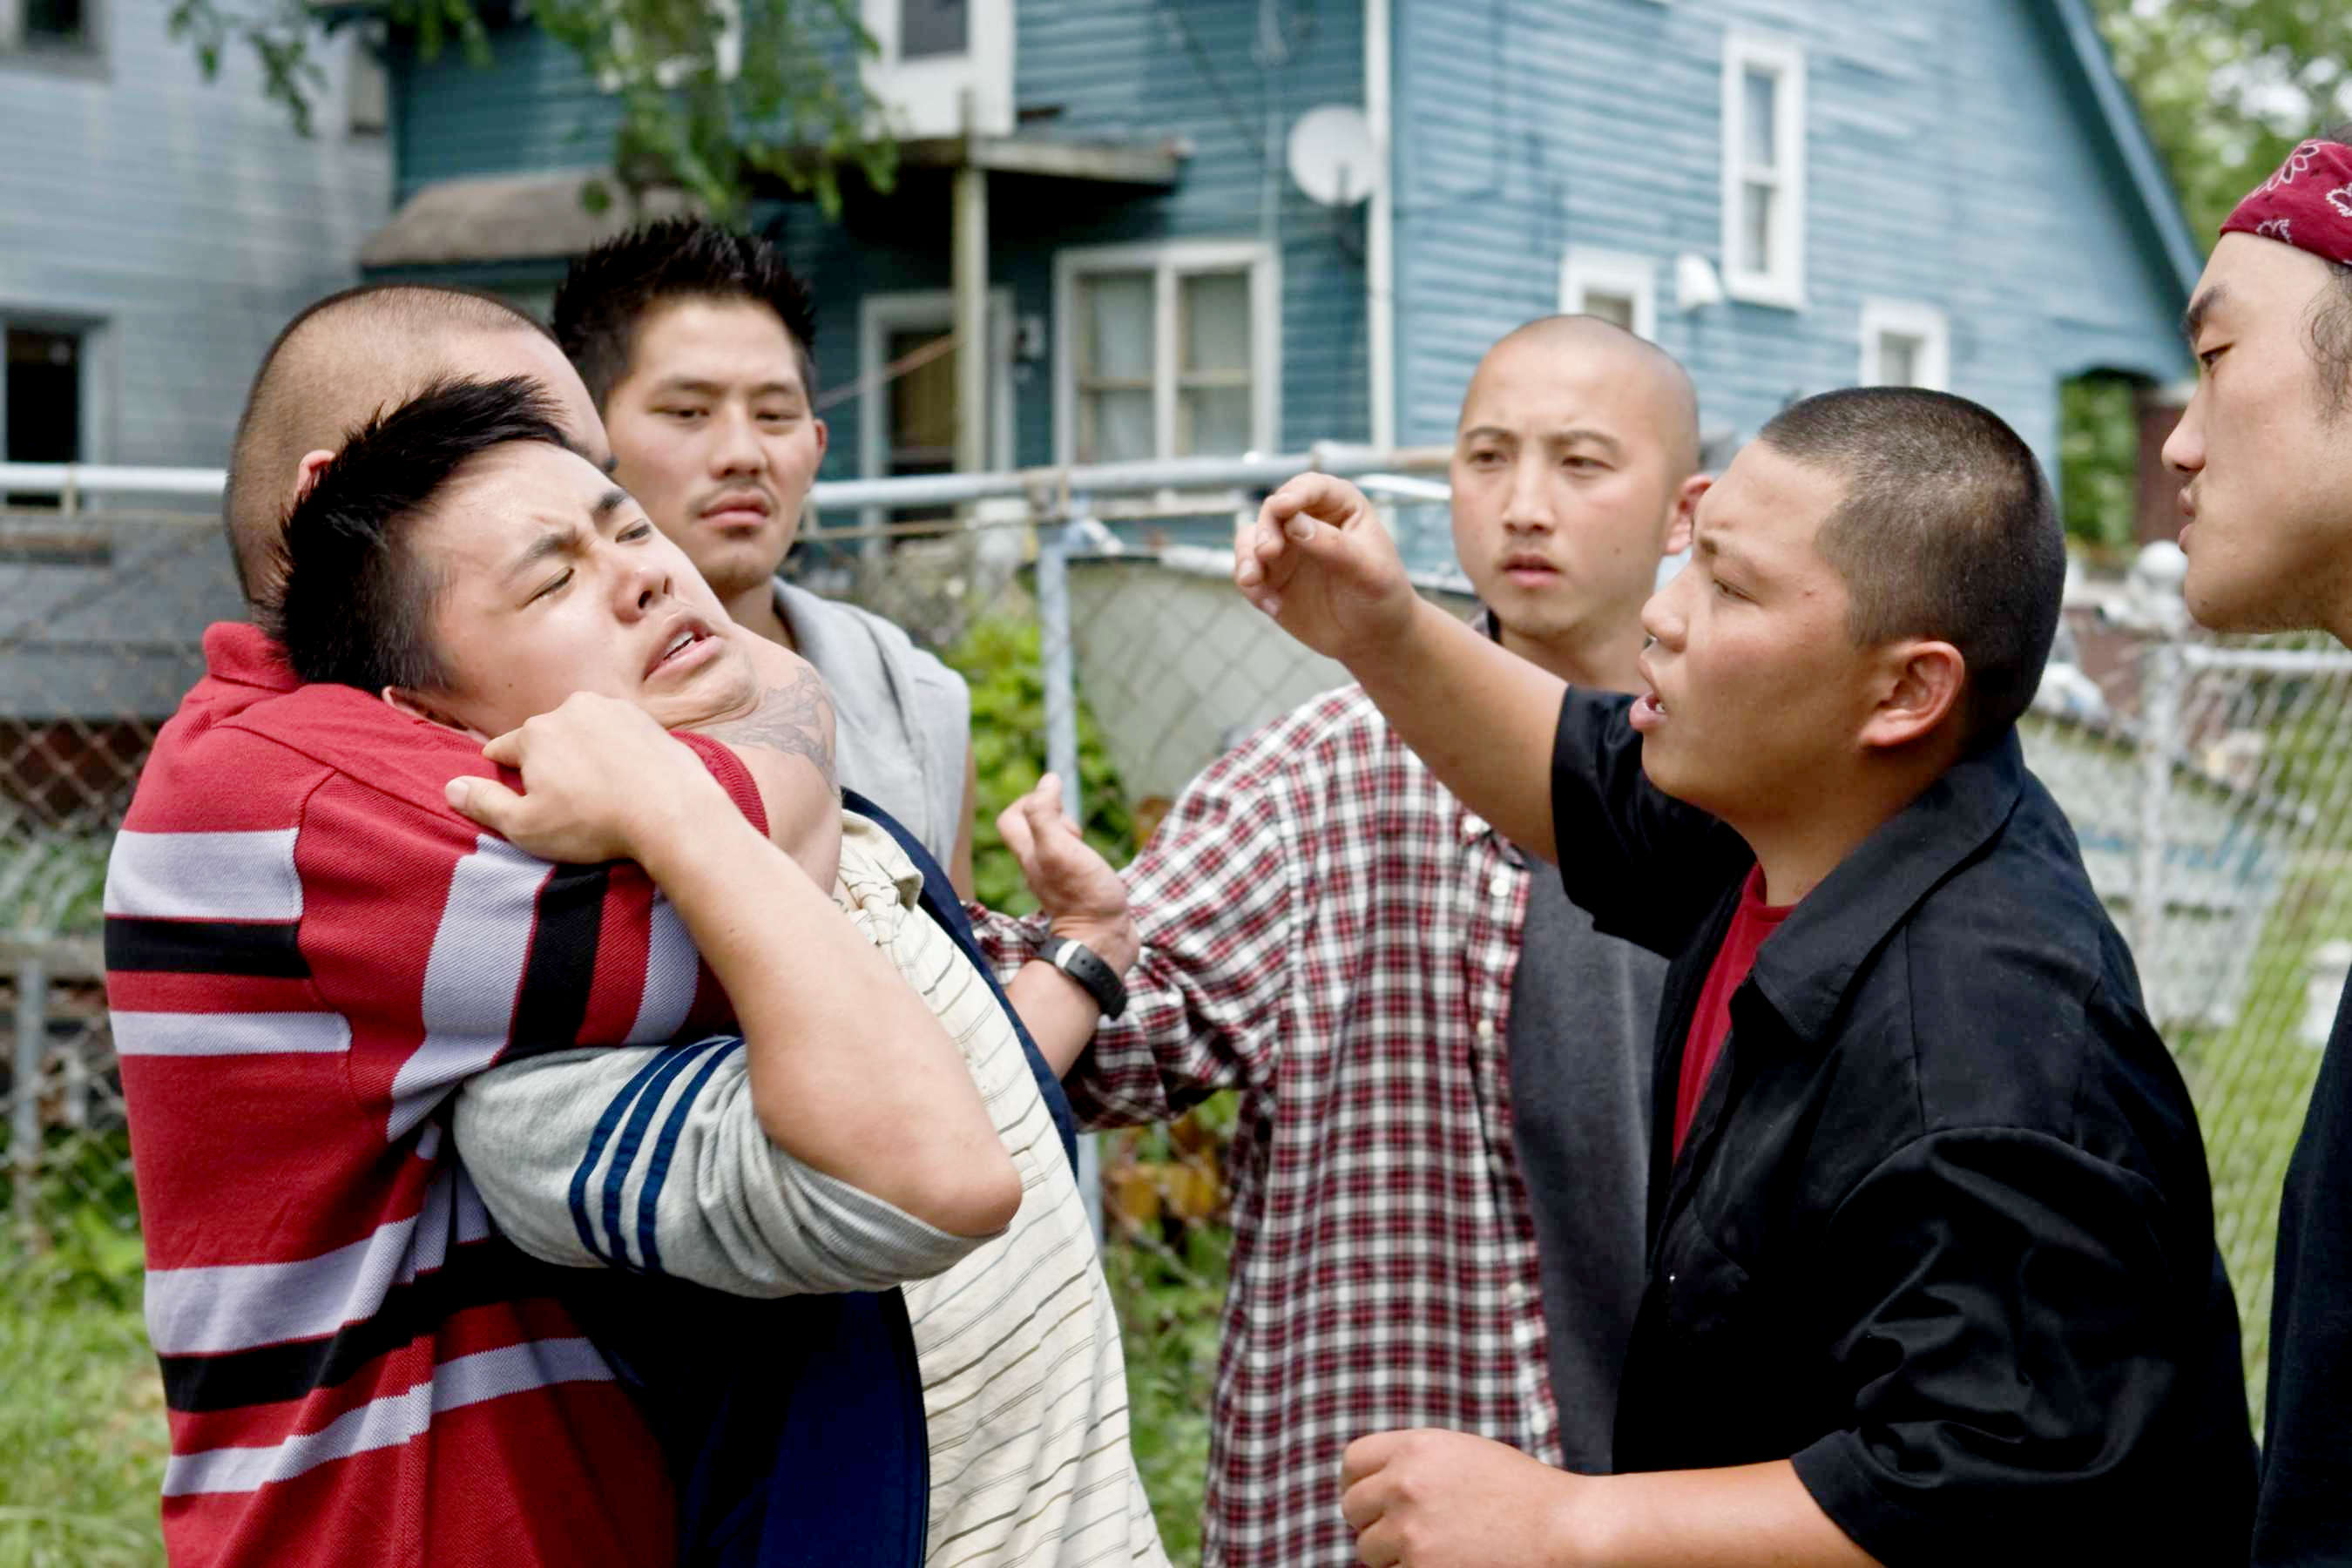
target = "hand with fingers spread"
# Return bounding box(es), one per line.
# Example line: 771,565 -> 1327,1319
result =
996,774 -> 1138,975
1233,474 -> 1422,665
444,690 -> 733,866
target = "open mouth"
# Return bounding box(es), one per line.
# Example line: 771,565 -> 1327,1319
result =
647,621 -> 716,678
1630,688 -> 1668,732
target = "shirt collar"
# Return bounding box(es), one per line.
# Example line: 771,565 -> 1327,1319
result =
202,621 -> 297,693
1744,728 -> 2028,1045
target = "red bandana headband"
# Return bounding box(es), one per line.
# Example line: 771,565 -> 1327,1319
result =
2219,139 -> 2352,266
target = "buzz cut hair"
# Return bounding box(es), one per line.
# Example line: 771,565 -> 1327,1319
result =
223,283 -> 555,605
263,375 -> 572,698
1758,386 -> 2065,750
552,218 -> 818,408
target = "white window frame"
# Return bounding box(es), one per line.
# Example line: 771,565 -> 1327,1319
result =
861,0 -> 1012,139
1052,240 -> 1280,465
1720,30 -> 1806,309
855,287 -> 1014,534
1858,299 -> 1950,390
1558,247 -> 1659,341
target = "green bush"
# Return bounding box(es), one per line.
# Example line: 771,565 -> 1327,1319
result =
942,612 -> 1136,913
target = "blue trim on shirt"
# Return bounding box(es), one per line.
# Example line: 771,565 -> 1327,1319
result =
570,1045 -> 686,1264
636,1037 -> 745,1275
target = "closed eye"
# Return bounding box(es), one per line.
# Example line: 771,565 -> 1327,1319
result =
619,522 -> 653,543
529,569 -> 572,604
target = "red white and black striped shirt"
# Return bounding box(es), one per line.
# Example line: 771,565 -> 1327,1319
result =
108,623 -> 754,1567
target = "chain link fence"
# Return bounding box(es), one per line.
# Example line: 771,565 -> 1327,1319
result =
0,476 -> 2340,1562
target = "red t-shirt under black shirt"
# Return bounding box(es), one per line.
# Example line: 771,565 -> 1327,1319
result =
1675,867 -> 1794,1155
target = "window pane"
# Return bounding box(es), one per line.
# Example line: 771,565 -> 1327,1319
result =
1876,332 -> 1923,388
1179,270 -> 1252,375
886,328 -> 957,470
25,0 -> 86,44
1740,182 -> 1774,275
900,0 -> 966,58
1080,272 -> 1154,382
1082,389 -> 1154,463
1742,67 -> 1778,168
6,328 -> 82,507
1580,291 -> 1637,332
1179,387 -> 1254,456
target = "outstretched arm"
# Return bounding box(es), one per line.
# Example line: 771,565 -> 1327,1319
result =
448,693 -> 1021,1241
1233,475 -> 1568,861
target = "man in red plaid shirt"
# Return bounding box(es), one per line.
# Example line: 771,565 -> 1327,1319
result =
983,315 -> 1708,1567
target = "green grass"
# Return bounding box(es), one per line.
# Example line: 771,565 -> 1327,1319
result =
0,1276 -> 165,1567
2171,851 -> 2352,1423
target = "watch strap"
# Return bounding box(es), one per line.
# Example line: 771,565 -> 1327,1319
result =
1036,934 -> 1129,1020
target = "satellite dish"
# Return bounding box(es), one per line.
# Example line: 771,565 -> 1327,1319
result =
1287,105 -> 1382,207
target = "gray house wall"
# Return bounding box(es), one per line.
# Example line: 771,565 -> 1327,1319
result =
1,0 -> 392,471
0,0 -> 391,727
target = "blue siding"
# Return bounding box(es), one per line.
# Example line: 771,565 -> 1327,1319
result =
390,26 -> 621,202
0,0 -> 391,470
389,0 -> 1374,471
1390,0 -> 2193,478
1007,0 -> 1370,459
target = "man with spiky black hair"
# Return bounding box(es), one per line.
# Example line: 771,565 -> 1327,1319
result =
555,220 -> 994,904
247,372 -> 1170,1568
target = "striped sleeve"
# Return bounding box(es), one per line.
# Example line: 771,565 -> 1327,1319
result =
452,1040 -> 986,1297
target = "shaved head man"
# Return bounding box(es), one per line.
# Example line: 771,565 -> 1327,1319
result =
1452,314 -> 1704,686
971,314 -> 1699,1566
221,284 -> 611,604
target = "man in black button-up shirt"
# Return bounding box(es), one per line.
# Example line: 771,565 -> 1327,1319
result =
1235,387 -> 2255,1566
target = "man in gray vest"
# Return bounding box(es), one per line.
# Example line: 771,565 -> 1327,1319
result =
554,220 -> 978,889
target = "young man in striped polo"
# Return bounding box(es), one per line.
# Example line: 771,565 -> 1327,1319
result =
111,288 -> 1159,1565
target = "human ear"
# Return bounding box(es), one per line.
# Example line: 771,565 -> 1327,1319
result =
1859,640 -> 1966,753
290,449 -> 338,510
382,686 -> 486,740
1664,474 -> 1709,557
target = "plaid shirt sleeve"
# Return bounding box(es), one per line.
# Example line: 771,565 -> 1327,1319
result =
969,718 -> 1301,1129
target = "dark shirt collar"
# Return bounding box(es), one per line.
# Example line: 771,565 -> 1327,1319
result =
1745,728 -> 2027,1045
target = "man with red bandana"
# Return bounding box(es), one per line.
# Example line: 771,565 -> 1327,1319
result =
2164,127 -> 2352,1568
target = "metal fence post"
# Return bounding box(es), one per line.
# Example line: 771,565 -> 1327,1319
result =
1035,494 -> 1101,1240
11,954 -> 48,1233
2136,636 -> 2181,974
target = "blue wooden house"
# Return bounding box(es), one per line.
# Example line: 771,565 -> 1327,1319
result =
368,0 -> 2197,519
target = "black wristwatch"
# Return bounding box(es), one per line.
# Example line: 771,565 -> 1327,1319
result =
1033,934 -> 1129,1020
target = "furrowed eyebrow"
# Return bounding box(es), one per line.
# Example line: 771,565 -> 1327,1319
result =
591,487 -> 629,524
503,527 -> 579,585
